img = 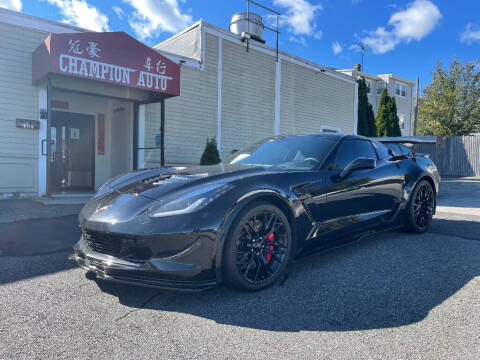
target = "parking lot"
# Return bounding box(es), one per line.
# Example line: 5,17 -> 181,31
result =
1,177 -> 479,359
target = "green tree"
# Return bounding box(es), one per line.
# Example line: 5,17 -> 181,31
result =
367,103 -> 377,137
387,96 -> 402,136
376,88 -> 402,137
376,88 -> 390,137
200,137 -> 221,165
357,78 -> 377,136
418,59 -> 480,136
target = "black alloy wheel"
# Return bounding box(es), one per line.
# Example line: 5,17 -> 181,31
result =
223,202 -> 292,291
406,180 -> 435,233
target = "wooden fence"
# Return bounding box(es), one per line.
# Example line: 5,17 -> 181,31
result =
416,136 -> 480,177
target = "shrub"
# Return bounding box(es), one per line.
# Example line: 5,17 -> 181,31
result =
200,137 -> 221,165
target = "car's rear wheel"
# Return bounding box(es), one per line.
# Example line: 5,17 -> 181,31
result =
223,202 -> 293,291
405,179 -> 435,233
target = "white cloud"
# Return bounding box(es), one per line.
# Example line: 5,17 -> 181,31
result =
289,36 -> 307,47
0,0 -> 22,11
313,30 -> 323,40
360,0 -> 441,54
112,5 -> 124,19
362,27 -> 399,54
124,0 -> 193,40
45,0 -> 109,31
389,0 -> 441,41
332,41 -> 343,54
461,23 -> 480,44
273,0 -> 322,36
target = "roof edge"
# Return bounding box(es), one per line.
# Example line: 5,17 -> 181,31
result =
153,20 -> 203,49
199,21 -> 357,84
377,74 -> 416,85
0,7 -> 89,33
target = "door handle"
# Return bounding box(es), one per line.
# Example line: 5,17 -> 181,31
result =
42,140 -> 55,156
41,139 -> 48,155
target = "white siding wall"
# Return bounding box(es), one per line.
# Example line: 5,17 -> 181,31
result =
383,77 -> 414,136
394,82 -> 413,136
146,31 -> 357,165
280,61 -> 355,135
220,40 -> 276,159
0,22 -> 47,194
145,33 -> 218,166
154,26 -> 202,61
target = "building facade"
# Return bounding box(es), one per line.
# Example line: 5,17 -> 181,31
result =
149,21 -> 358,165
0,8 -> 357,198
337,68 -> 415,136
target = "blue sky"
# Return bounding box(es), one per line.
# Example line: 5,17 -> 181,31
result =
2,0 -> 480,89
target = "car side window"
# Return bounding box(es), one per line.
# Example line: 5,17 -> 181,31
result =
332,140 -> 377,170
372,141 -> 391,160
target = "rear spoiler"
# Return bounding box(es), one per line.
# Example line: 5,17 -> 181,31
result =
373,136 -> 437,156
374,136 -> 437,145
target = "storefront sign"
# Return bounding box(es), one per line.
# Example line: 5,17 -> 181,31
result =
16,118 -> 40,129
97,114 -> 105,154
70,128 -> 80,140
51,100 -> 69,110
33,32 -> 180,97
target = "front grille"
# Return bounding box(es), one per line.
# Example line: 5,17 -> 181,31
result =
83,230 -> 151,261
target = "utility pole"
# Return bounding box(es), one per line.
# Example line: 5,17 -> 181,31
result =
413,76 -> 419,136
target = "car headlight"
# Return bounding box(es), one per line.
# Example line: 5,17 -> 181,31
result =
148,183 -> 234,218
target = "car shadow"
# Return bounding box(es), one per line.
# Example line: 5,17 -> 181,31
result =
97,223 -> 480,332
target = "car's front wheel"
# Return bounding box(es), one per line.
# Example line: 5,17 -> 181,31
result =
405,179 -> 435,233
223,202 -> 293,291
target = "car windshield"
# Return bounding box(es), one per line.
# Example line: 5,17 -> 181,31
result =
227,136 -> 338,170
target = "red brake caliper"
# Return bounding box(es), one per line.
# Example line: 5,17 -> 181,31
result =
265,233 -> 275,262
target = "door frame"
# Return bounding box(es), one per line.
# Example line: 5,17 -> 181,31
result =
50,110 -> 96,193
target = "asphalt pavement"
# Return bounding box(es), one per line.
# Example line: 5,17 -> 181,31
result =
1,178 -> 479,359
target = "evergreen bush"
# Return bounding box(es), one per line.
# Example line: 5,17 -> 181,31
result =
200,137 -> 221,165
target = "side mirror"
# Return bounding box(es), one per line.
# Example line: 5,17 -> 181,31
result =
340,157 -> 376,179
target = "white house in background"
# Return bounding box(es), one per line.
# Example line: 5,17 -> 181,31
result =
337,65 -> 415,136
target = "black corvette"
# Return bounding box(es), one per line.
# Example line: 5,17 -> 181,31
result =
71,134 -> 440,291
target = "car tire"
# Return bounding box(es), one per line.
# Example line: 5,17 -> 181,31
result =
223,202 -> 293,291
405,179 -> 435,233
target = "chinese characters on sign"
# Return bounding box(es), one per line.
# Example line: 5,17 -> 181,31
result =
68,39 -> 83,55
138,56 -> 171,91
144,57 -> 152,71
69,40 -> 101,58
87,42 -> 101,58
59,39 -> 173,92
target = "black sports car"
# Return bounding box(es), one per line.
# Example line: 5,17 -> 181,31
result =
71,134 -> 440,291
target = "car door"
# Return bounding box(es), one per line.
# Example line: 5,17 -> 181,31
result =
305,139 -> 404,240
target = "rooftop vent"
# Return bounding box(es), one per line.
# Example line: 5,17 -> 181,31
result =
229,12 -> 265,43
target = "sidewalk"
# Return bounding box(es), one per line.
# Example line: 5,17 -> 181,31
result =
0,199 -> 83,224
